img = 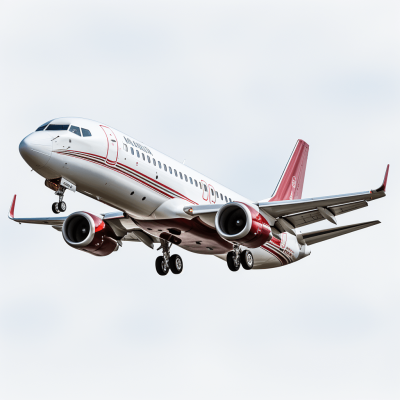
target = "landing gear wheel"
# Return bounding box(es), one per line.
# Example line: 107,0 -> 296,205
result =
58,201 -> 67,212
52,202 -> 60,214
155,256 -> 169,276
170,254 -> 183,274
240,250 -> 254,270
227,251 -> 240,272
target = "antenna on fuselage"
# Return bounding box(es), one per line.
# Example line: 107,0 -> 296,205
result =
182,159 -> 186,165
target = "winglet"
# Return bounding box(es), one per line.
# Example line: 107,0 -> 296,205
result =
9,195 -> 16,220
376,164 -> 389,192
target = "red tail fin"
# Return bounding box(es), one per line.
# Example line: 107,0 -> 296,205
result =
270,140 -> 309,201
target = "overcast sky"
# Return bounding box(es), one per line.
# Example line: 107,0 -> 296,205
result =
1,1 -> 399,399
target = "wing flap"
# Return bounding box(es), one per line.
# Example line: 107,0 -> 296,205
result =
329,200 -> 368,216
286,200 -> 368,228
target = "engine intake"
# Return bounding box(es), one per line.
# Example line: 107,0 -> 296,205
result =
62,212 -> 118,256
215,202 -> 272,248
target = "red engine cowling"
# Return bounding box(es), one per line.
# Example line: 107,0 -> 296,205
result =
215,202 -> 272,248
62,212 -> 119,256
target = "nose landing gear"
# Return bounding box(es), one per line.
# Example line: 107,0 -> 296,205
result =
155,239 -> 183,276
52,186 -> 67,214
227,245 -> 254,271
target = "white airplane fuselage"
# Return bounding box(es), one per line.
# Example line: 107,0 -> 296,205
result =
19,117 -> 307,269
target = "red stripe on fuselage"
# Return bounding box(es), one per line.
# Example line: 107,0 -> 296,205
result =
55,152 -> 173,200
261,244 -> 288,265
56,149 -> 198,205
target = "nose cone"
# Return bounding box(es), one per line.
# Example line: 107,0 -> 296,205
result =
19,131 -> 53,169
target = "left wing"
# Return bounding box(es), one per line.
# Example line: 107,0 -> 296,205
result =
8,195 -> 158,249
8,195 -> 67,225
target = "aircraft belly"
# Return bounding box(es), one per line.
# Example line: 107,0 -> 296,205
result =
134,216 -> 234,254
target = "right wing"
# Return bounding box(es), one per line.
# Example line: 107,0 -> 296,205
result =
258,165 -> 389,232
183,165 -> 389,235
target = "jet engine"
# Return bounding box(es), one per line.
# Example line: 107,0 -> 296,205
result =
215,202 -> 272,248
62,211 -> 119,256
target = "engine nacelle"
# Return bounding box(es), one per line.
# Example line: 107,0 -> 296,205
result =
215,202 -> 272,248
62,211 -> 119,256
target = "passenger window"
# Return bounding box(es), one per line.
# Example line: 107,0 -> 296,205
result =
184,174 -> 188,182
229,198 -> 232,202
158,161 -> 162,169
136,150 -> 140,157
204,185 -> 208,192
174,169 -> 178,177
199,182 -> 202,189
46,124 -> 69,131
179,172 -> 183,179
69,125 -> 81,136
164,164 -> 167,171
216,191 -> 219,198
131,147 -> 135,155
142,153 -> 145,160
147,155 -> 151,163
225,196 -> 228,202
153,158 -> 156,166
194,180 -> 198,187
211,188 -> 214,196
81,128 -> 92,137
189,177 -> 193,184
169,167 -> 172,174
123,144 -> 128,152
220,193 -> 223,199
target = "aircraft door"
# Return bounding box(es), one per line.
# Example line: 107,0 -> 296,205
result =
101,125 -> 118,165
201,180 -> 208,202
208,184 -> 216,204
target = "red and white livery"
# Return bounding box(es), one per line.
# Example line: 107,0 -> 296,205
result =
9,117 -> 389,275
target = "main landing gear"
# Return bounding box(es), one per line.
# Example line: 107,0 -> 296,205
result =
155,239 -> 183,276
52,186 -> 67,214
227,245 -> 254,272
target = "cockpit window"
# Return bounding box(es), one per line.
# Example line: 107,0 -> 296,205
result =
46,124 -> 69,131
36,120 -> 51,131
69,126 -> 81,136
81,128 -> 92,137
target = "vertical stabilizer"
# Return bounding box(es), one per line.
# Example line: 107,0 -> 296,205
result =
270,140 -> 309,201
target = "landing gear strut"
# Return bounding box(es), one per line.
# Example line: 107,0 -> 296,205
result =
52,186 -> 67,214
227,245 -> 253,271
155,239 -> 183,276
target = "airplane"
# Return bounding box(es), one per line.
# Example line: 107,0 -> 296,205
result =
9,117 -> 389,275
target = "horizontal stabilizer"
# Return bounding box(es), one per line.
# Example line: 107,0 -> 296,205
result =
298,220 -> 380,246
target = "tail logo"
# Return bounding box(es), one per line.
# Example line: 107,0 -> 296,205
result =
292,176 -> 297,188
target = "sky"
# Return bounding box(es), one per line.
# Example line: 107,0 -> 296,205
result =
1,1 -> 399,399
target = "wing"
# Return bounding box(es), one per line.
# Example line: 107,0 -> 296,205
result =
9,195 -> 67,225
258,165 -> 389,233
8,195 -> 158,249
184,165 -> 389,235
